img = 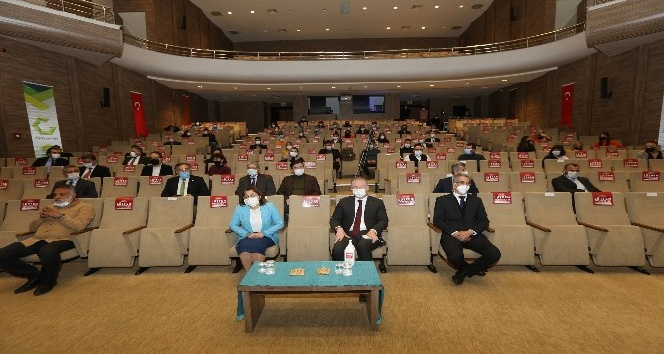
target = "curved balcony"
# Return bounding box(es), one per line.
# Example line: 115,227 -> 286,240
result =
18,0 -> 114,24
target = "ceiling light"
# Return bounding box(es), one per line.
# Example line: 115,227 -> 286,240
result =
250,10 -> 254,14
393,6 -> 398,10
435,5 -> 440,9
459,5 -> 464,8
465,82 -> 469,85
421,26 -> 426,29
323,8 -> 327,12
386,27 -> 391,30
362,6 -> 367,10
396,85 -> 402,88
325,28 -> 330,31
197,85 -> 203,88
331,86 -> 336,89
267,87 -> 271,90
501,79 -> 508,82
227,11 -> 232,15
363,85 -> 368,88
233,87 -> 238,90
429,84 -> 435,87
296,29 -> 301,32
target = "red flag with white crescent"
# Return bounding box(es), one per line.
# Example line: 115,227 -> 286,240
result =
560,83 -> 574,129
131,91 -> 148,137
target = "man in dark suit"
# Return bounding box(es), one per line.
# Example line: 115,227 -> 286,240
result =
399,139 -> 414,158
47,165 -> 98,199
122,145 -> 150,165
161,163 -> 210,204
405,143 -> 430,169
330,177 -> 388,262
423,130 -> 441,148
433,174 -> 500,285
397,125 -> 411,136
141,151 -> 174,176
551,163 -> 600,194
318,140 -> 343,173
457,143 -> 486,162
433,162 -> 479,194
79,154 -> 112,179
276,158 -> 321,205
32,147 -> 68,167
235,162 -> 276,198
249,137 -> 268,153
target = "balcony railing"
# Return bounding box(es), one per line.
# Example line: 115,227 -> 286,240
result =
593,0 -> 618,5
124,22 -> 585,61
19,0 -> 114,24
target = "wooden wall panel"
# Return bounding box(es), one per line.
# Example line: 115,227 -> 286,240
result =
155,83 -> 176,129
184,0 -> 201,48
198,9 -> 209,49
219,102 -> 266,133
113,65 -> 156,139
525,74 -> 549,127
154,2 -> 174,44
484,3 -> 496,45
171,0 -> 187,47
494,0 -> 511,42
510,0 -> 526,40
641,39 -> 664,143
473,13 -> 486,45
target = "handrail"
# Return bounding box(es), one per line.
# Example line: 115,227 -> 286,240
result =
124,22 -> 586,61
593,0 -> 618,5
18,0 -> 115,24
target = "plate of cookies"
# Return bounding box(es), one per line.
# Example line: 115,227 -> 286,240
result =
289,268 -> 305,276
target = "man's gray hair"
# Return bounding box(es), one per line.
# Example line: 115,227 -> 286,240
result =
351,176 -> 369,187
452,173 -> 471,184
450,162 -> 466,174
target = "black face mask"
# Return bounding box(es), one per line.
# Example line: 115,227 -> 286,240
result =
150,158 -> 160,165
213,161 -> 222,166
599,136 -> 607,141
645,147 -> 656,153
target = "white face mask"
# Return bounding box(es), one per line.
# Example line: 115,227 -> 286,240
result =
247,168 -> 258,177
404,144 -> 411,148
294,168 -> 305,176
325,146 -> 332,150
430,134 -> 436,138
464,148 -> 473,155
82,162 -> 93,168
244,196 -> 260,207
54,195 -> 74,208
352,188 -> 367,199
414,150 -> 423,157
130,151 -> 138,158
456,184 -> 470,195
51,153 -> 61,159
66,173 -> 79,181
566,171 -> 579,180
289,151 -> 298,157
551,150 -> 561,157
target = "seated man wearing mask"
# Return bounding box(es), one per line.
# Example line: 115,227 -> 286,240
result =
280,147 -> 301,164
457,143 -> 486,162
551,163 -> 600,194
161,163 -> 210,204
397,125 -> 411,136
0,184 -> 95,295
141,151 -> 174,176
32,146 -> 68,167
433,174 -> 500,286
249,137 -> 268,153
330,177 -> 388,262
122,145 -> 149,166
79,154 -> 112,179
206,153 -> 231,176
47,165 -> 98,199
636,140 -> 663,160
277,158 -> 322,220
405,143 -> 430,168
318,140 -> 343,174
423,130 -> 441,148
235,162 -> 276,199
433,162 -> 479,194
399,139 -> 414,158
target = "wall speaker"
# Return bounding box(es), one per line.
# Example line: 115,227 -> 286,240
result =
100,87 -> 111,107
181,15 -> 187,30
510,7 -> 517,21
600,77 -> 612,98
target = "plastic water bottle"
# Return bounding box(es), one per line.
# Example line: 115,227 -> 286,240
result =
344,241 -> 356,268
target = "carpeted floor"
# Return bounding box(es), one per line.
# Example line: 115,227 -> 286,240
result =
0,257 -> 663,354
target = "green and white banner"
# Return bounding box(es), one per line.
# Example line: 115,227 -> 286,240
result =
23,81 -> 63,157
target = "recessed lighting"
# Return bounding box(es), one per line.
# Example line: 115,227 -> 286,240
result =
197,85 -> 203,88
363,6 -> 367,10
233,87 -> 238,90
325,28 -> 330,31
393,6 -> 398,10
397,85 -> 402,88
363,85 -> 368,88
267,87 -> 271,90
296,29 -> 301,32
227,11 -> 232,15
323,8 -> 327,12
465,82 -> 469,85
250,10 -> 255,14
501,79 -> 508,82
435,5 -> 440,9
429,84 -> 435,87
331,86 -> 336,89
421,26 -> 426,30
386,27 -> 391,30
442,26 -> 447,29
459,5 -> 464,8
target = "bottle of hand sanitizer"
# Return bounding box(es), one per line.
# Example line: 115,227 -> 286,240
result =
344,241 -> 356,268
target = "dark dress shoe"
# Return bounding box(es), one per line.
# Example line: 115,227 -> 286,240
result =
451,270 -> 465,285
468,270 -> 486,278
14,278 -> 40,294
33,283 -> 55,296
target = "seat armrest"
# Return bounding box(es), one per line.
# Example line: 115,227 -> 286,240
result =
631,222 -> 664,233
71,227 -> 99,236
174,223 -> 195,233
427,222 -> 441,233
225,228 -> 232,233
16,231 -> 36,237
525,221 -> 552,233
486,226 -> 495,233
577,221 -> 609,232
122,225 -> 146,235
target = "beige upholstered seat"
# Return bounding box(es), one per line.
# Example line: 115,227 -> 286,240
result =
625,192 -> 664,267
0,166 -> 12,179
585,171 -> 629,192
86,197 -> 148,272
574,192 -> 646,269
524,192 -> 590,268
210,174 -> 239,196
13,166 -> 49,180
611,158 -> 646,172
286,195 -> 331,261
382,194 -> 431,267
628,171 -> 664,192
543,158 -> 581,174
478,192 -> 536,269
137,196 -> 195,271
0,199 -> 42,248
137,176 -> 167,197
186,195 -> 238,271
479,159 -> 511,173
396,172 -> 431,195
508,172 -> 547,193
470,172 -> 510,192
0,180 -> 25,200
100,176 -> 139,198
383,160 -> 416,194
21,179 -> 55,199
510,159 -> 544,172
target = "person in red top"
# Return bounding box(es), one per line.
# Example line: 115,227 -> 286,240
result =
592,132 -> 622,148
207,153 -> 231,176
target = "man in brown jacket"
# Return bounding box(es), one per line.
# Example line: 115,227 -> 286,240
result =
276,158 -> 321,221
0,184 -> 95,296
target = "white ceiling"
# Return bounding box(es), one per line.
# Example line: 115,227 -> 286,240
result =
190,0 -> 494,42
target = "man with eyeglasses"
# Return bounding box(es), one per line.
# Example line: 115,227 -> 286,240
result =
161,162 -> 210,204
432,174 -> 500,286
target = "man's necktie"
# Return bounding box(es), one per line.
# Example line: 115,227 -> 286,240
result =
66,180 -> 72,185
129,157 -> 135,165
459,196 -> 466,210
251,177 -> 256,187
82,168 -> 92,178
352,200 -> 363,236
45,158 -> 53,167
178,180 -> 186,195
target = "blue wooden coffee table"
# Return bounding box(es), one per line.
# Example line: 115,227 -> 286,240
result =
237,261 -> 384,332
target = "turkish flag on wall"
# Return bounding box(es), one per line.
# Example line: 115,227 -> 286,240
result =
182,94 -> 191,126
131,91 -> 148,137
560,83 -> 574,129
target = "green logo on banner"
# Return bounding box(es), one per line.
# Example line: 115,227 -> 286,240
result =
32,117 -> 57,135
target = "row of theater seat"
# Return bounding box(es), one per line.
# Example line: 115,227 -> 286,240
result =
0,191 -> 662,276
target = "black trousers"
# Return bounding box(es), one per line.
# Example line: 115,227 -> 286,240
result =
332,233 -> 379,261
0,240 -> 75,286
440,233 -> 501,277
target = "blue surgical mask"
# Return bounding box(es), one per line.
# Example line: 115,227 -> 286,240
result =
464,148 -> 473,155
179,172 -> 190,180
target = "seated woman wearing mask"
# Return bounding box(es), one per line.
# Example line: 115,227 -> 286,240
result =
516,136 -> 536,152
592,131 -> 622,148
230,187 -> 284,271
376,133 -> 390,144
541,144 -> 568,168
207,153 -> 231,176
